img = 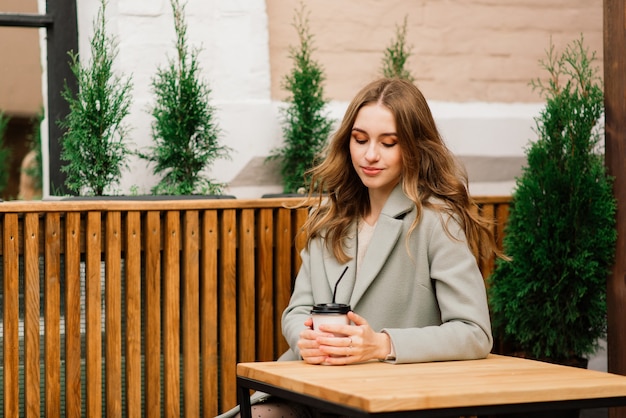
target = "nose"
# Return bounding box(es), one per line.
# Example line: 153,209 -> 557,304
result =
365,143 -> 379,162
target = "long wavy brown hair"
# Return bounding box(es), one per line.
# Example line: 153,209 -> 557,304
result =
299,78 -> 501,264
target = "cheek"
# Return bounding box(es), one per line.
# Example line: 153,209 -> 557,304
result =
389,153 -> 404,179
396,153 -> 404,169
387,148 -> 403,168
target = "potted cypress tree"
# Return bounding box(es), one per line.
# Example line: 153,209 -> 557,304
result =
267,2 -> 334,195
58,0 -> 133,196
140,0 -> 231,196
488,36 -> 617,371
380,15 -> 415,82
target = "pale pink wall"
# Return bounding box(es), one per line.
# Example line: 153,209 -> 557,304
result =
0,0 -> 42,116
266,0 -> 603,103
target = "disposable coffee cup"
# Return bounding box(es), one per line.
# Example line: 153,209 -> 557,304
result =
310,303 -> 351,336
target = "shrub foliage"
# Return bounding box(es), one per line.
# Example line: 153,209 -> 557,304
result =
381,15 -> 414,82
59,0 -> 132,196
488,36 -> 617,362
142,0 -> 230,195
269,2 -> 333,194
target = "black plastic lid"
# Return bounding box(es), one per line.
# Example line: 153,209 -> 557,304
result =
310,303 -> 351,314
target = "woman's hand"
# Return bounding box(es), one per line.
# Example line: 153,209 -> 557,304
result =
299,311 -> 391,365
297,317 -> 339,364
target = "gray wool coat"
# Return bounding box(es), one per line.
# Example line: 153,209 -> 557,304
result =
280,184 -> 493,364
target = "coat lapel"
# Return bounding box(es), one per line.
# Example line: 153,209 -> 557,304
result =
349,185 -> 414,307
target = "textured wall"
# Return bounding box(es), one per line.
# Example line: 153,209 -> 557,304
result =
0,0 -> 42,115
267,0 -> 603,102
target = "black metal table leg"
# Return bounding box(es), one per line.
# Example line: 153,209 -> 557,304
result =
237,377 -> 253,418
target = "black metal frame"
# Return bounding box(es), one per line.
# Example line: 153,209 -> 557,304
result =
0,0 -> 78,196
237,376 -> 626,418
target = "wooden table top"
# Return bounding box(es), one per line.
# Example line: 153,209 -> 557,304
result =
237,354 -> 626,413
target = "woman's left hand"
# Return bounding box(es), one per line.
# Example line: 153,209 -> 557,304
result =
315,311 -> 391,365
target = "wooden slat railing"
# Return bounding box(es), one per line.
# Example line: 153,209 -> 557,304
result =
0,196 -> 510,417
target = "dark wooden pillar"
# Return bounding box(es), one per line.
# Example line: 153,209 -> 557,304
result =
46,0 -> 78,195
604,0 -> 626,417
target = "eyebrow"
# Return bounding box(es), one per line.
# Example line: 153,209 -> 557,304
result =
351,127 -> 398,138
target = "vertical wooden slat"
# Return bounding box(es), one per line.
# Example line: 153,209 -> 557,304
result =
24,213 -> 41,418
44,213 -> 61,417
85,212 -> 102,418
274,208 -> 293,357
3,214 -> 20,417
256,209 -> 274,361
124,212 -> 142,418
495,203 -> 509,250
64,212 -> 82,418
201,210 -> 219,417
144,211 -> 161,417
468,204 -> 480,262
105,212 -> 122,417
238,209 -> 256,362
480,203 -> 496,279
163,211 -> 180,417
182,211 -> 200,418
219,209 -> 238,412
293,208 -> 308,272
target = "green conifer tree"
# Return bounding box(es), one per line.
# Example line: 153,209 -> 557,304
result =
142,0 -> 230,195
59,0 -> 133,196
381,15 -> 414,82
488,36 -> 617,362
269,2 -> 334,194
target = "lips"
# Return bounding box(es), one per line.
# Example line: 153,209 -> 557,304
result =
361,167 -> 382,176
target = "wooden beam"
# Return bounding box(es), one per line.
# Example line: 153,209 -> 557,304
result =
46,0 -> 78,196
604,1 -> 626,418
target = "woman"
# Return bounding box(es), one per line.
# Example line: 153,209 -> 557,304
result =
226,77 -> 500,417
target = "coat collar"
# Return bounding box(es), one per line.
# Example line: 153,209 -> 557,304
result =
379,183 -> 415,219
324,184 -> 415,307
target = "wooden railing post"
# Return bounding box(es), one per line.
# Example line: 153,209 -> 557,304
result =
3,214 -> 20,417
44,213 -> 62,417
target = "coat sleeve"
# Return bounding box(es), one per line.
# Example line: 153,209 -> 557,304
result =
280,243 -> 317,359
382,213 -> 493,363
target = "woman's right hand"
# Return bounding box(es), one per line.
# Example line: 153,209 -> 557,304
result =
297,317 -> 335,364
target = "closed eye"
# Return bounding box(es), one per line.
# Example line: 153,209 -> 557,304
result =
351,131 -> 368,144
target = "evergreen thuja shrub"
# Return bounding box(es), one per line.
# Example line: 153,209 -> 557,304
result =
269,2 -> 333,194
488,36 -> 617,363
381,15 -> 414,82
141,0 -> 230,196
59,0 -> 133,196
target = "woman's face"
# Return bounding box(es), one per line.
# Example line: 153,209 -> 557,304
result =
349,103 -> 403,198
